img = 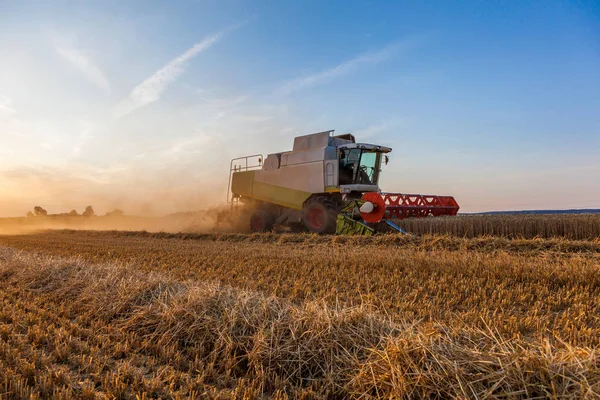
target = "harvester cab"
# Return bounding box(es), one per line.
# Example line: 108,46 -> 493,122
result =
227,130 -> 459,235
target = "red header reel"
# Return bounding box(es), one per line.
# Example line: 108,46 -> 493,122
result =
357,192 -> 460,223
382,193 -> 460,219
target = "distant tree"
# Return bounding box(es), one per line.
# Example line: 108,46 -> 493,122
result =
69,209 -> 78,216
26,211 -> 34,218
82,205 -> 95,217
33,206 -> 47,216
105,209 -> 124,217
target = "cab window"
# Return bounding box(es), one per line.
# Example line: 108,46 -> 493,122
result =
339,149 -> 381,185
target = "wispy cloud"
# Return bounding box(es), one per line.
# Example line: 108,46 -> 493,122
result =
200,95 -> 249,109
0,95 -> 16,115
70,121 -> 95,159
279,40 -> 414,94
56,46 -> 111,92
354,117 -> 405,139
163,131 -> 218,160
115,30 -> 225,117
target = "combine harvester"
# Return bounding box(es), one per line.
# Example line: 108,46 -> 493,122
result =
228,130 -> 459,235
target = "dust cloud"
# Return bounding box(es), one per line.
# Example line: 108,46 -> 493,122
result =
0,204 -> 254,235
0,167 -> 258,234
0,161 -> 263,234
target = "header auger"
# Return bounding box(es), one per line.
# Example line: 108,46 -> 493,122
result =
227,130 -> 459,235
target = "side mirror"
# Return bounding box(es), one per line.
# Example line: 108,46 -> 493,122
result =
384,155 -> 389,165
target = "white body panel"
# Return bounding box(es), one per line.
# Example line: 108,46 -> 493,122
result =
253,162 -> 325,193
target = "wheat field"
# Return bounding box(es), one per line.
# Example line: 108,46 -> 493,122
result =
395,214 -> 600,240
0,228 -> 598,399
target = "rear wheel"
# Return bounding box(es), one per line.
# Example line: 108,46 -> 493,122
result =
302,196 -> 338,234
250,209 -> 275,233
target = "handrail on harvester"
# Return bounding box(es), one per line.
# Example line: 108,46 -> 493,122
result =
227,154 -> 264,203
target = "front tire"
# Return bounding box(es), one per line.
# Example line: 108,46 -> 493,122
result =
302,196 -> 338,234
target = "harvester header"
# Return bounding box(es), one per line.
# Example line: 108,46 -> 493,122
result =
228,130 -> 459,234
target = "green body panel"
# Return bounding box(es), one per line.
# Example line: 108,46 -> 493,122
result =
336,214 -> 374,236
231,171 -> 255,197
231,171 -> 312,210
252,181 -> 312,210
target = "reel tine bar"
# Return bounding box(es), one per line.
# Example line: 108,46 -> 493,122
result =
381,193 -> 459,219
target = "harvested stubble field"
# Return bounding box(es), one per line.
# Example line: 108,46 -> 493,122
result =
0,230 -> 598,398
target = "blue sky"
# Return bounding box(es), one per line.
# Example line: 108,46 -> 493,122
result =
0,0 -> 599,215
